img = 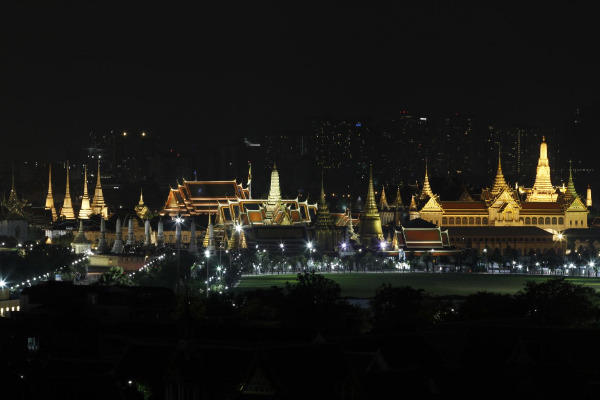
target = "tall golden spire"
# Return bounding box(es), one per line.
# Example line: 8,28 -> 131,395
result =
491,147 -> 509,196
393,186 -> 404,209
408,194 -> 421,220
135,187 -> 151,219
60,161 -> 76,220
364,164 -> 378,213
359,164 -> 383,247
91,159 -> 107,218
266,162 -> 281,218
421,159 -> 434,199
79,165 -> 92,219
45,163 -> 57,221
409,194 -> 418,211
379,186 -> 390,210
528,136 -> 557,202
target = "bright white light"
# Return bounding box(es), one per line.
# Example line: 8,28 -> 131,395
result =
0,280 -> 5,288
280,243 -> 284,248
307,242 -> 313,249
341,243 -> 347,250
235,225 -> 242,232
205,250 -> 210,257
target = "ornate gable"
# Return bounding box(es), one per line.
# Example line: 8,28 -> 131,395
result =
490,189 -> 520,210
421,196 -> 443,213
566,196 -> 588,212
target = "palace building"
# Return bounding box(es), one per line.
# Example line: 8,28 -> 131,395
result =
160,164 -> 319,252
415,137 -> 589,238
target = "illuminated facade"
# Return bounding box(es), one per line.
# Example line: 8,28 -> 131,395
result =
417,138 -> 589,235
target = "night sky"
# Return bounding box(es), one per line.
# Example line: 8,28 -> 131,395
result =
1,3 -> 599,161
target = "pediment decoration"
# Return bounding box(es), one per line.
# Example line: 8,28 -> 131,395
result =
566,196 -> 588,212
491,189 -> 520,210
421,196 -> 443,212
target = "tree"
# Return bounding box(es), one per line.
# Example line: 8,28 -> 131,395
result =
459,291 -> 522,321
516,277 -> 600,327
281,272 -> 364,335
370,283 -> 440,332
97,267 -> 134,286
490,248 -> 502,272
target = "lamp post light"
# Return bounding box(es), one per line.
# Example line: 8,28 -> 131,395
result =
205,249 -> 211,297
483,248 -> 488,273
279,243 -> 284,275
175,215 -> 184,295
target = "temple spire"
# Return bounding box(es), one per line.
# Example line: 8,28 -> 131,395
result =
379,186 -> 390,210
266,163 -> 282,218
4,164 -> 26,218
60,161 -> 76,220
421,159 -> 434,199
393,186 -> 403,209
247,162 -> 252,199
358,164 -> 383,247
96,217 -> 109,254
45,164 -> 57,221
491,148 -> 509,196
564,160 -> 579,203
135,187 -> 151,220
91,159 -> 108,218
528,136 -> 557,202
364,164 -> 378,213
315,172 -> 336,250
79,165 -> 92,219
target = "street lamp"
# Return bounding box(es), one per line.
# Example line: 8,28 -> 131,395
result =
175,215 -> 184,295
205,249 -> 211,297
279,243 -> 284,274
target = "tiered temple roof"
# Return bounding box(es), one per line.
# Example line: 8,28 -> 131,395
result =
160,166 -> 316,228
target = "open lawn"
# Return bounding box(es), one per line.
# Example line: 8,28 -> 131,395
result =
235,273 -> 600,298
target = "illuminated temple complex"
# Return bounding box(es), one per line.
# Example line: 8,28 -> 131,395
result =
161,164 -> 319,252
411,137 -> 589,254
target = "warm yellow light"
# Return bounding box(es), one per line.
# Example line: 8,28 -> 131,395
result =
142,132 -> 146,136
123,132 -> 127,136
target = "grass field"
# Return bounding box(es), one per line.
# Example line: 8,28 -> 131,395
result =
235,273 -> 600,298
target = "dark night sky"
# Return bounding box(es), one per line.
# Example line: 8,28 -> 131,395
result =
1,3 -> 599,161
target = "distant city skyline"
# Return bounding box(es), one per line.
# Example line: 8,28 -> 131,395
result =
1,3 -> 599,163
